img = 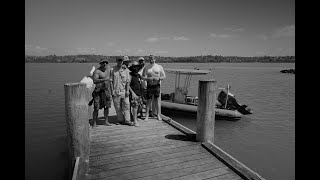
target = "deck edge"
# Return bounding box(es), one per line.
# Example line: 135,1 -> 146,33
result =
202,141 -> 266,180
160,114 -> 196,140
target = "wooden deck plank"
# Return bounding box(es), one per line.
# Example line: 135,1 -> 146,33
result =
90,128 -> 180,142
87,103 -> 244,180
90,137 -> 196,154
88,156 -> 225,180
89,141 -> 200,160
170,167 -> 239,180
89,144 -> 204,166
90,124 -> 180,139
205,173 -> 243,180
90,151 -> 213,173
133,166 -> 230,180
90,134 -> 182,148
90,148 -> 210,169
90,131 -> 178,145
90,121 -> 173,135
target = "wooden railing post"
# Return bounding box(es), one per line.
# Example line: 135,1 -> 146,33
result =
64,83 -> 91,179
196,79 -> 217,143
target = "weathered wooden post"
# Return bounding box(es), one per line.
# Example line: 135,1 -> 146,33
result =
196,79 -> 217,143
64,83 -> 91,179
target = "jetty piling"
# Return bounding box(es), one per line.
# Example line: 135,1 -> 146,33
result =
197,79 -> 217,142
64,83 -> 91,179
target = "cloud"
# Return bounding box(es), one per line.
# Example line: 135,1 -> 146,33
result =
145,37 -> 160,42
35,46 -> 48,50
25,44 -> 33,49
272,25 -> 295,38
258,25 -> 295,40
257,34 -> 269,40
224,27 -> 245,32
210,33 -> 231,38
146,36 -> 181,42
25,44 -> 50,55
75,48 -> 96,54
115,50 -> 122,53
155,50 -> 168,54
255,51 -> 266,55
173,36 -> 190,41
105,42 -> 114,47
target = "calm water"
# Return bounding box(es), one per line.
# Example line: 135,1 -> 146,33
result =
25,63 -> 295,180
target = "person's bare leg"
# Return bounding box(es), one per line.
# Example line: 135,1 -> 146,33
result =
155,96 -> 162,121
103,108 -> 112,126
152,96 -> 158,116
144,99 -> 152,121
93,109 -> 98,128
132,105 -> 140,126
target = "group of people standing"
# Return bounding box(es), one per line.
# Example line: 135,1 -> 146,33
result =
90,55 -> 166,128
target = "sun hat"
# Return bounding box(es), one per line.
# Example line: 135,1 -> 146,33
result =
123,55 -> 130,61
132,61 -> 139,66
99,59 -> 109,64
138,57 -> 145,61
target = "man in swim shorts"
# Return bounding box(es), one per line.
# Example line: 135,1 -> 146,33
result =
92,59 -> 113,127
142,55 -> 166,121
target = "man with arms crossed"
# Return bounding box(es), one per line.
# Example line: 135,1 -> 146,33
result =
92,59 -> 113,127
142,55 -> 166,121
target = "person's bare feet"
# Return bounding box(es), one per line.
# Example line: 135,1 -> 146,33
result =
134,122 -> 140,127
93,123 -> 97,128
157,115 -> 162,121
103,122 -> 112,126
144,115 -> 149,121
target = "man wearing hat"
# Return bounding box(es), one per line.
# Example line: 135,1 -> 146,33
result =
91,59 -> 113,127
111,57 -> 134,126
137,57 -> 148,117
122,55 -> 131,69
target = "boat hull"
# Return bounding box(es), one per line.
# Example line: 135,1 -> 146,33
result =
161,100 -> 243,119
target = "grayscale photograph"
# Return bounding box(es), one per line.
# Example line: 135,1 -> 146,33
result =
25,0 -> 295,180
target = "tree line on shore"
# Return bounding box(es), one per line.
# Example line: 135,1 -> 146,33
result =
25,54 -> 295,63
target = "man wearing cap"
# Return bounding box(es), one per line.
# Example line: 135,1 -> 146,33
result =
111,57 -> 134,126
142,55 -> 166,121
137,57 -> 147,117
123,55 -> 131,69
91,59 -> 113,127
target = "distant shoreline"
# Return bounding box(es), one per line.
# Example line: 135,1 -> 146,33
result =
25,55 -> 295,63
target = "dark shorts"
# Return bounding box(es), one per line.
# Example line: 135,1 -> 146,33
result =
141,88 -> 147,101
146,84 -> 160,100
92,89 -> 112,110
129,95 -> 143,107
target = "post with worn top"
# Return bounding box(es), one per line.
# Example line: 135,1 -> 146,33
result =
196,79 -> 217,143
64,83 -> 91,179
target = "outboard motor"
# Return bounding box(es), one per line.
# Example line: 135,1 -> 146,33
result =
217,91 -> 252,115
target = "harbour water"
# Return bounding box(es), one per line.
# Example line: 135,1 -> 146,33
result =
25,62 -> 295,180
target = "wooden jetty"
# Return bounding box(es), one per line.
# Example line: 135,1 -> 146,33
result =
64,80 -> 265,180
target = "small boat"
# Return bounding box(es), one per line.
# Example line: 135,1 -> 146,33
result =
161,68 -> 252,119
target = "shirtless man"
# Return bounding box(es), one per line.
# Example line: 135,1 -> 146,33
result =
92,59 -> 113,127
142,55 -> 166,121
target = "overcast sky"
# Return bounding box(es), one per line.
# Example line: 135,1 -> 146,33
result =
25,0 -> 295,57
